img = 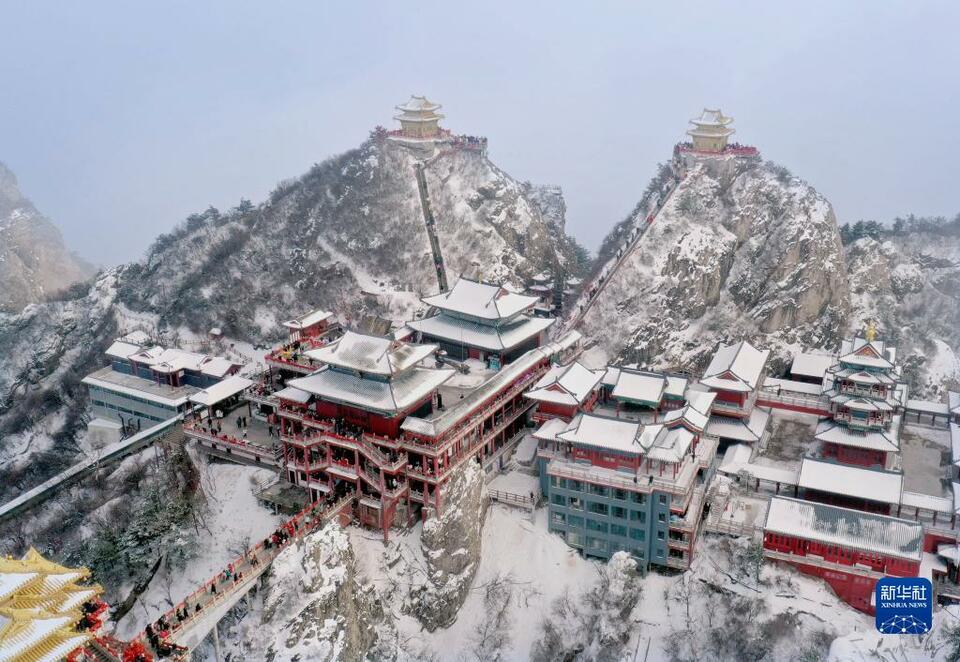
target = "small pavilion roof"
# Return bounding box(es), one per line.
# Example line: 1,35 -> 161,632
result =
790,352 -> 835,381
701,340 -> 770,393
305,330 -> 436,377
765,497 -> 923,562
526,361 -> 604,407
422,278 -> 538,322
689,108 -> 734,127
611,369 -> 666,406
557,413 -> 692,462
394,95 -> 444,122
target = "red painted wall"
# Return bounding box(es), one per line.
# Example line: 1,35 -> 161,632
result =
763,532 -> 919,614
822,443 -> 887,469
571,446 -> 639,471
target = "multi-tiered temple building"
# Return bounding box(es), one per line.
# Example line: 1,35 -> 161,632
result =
408,278 -> 555,369
686,108 -> 735,153
393,95 -> 445,141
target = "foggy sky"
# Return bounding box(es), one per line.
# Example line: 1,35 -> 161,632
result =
1,1 -> 958,266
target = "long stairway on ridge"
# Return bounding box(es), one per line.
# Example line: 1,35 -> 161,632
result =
413,161 -> 449,293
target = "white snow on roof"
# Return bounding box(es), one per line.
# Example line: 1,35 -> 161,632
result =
274,386 -> 312,404
907,399 -> 950,416
901,490 -> 953,515
558,414 -> 643,454
814,418 -> 899,452
400,333 -> 579,438
124,345 -> 241,377
526,361 -> 603,406
798,458 -> 903,505
0,612 -> 80,662
82,368 -> 195,407
306,331 -> 436,376
701,340 -> 769,392
0,572 -> 38,601
611,370 -> 666,405
763,377 -> 825,397
105,341 -> 141,360
690,108 -> 733,126
706,407 -> 769,442
189,375 -> 253,407
765,496 -> 922,561
532,417 -> 573,442
120,329 -> 151,345
664,375 -> 688,399
789,352 -> 835,381
289,366 -> 453,414
283,309 -> 333,330
408,312 -> 553,352
422,278 -> 538,321
949,391 -> 960,415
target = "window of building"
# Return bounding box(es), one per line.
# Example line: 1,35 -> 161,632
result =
611,524 -> 627,537
567,532 -> 583,547
588,502 -> 609,516
658,494 -> 668,505
590,484 -> 608,497
632,548 -> 645,560
567,515 -> 584,528
631,492 -> 646,505
552,494 -> 566,507
630,510 -> 646,523
568,480 -> 582,491
629,528 -> 645,541
658,512 -> 666,523
611,506 -> 627,519
569,497 -> 584,511
657,530 -> 665,540
614,488 -> 628,501
586,519 -> 608,534
551,512 -> 566,526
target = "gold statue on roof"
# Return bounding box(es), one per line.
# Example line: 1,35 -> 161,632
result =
864,319 -> 878,342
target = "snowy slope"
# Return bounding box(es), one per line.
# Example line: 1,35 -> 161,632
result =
117,135 -> 584,342
579,153 -> 849,373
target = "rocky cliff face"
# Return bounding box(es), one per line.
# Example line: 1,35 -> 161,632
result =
580,154 -> 850,373
244,522 -> 395,661
0,162 -> 95,313
845,229 -> 960,398
116,136 -> 585,343
408,460 -> 485,631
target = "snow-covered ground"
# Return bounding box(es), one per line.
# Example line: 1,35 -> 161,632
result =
114,459 -> 282,639
349,505 -> 600,660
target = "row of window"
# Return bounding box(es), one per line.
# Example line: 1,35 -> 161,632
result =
551,512 -> 668,543
550,476 -> 670,506
559,530 -> 666,562
91,399 -> 168,423
88,384 -> 179,412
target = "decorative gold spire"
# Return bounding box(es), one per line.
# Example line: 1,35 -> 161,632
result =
865,319 -> 878,342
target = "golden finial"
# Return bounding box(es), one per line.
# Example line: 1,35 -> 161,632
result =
865,319 -> 878,342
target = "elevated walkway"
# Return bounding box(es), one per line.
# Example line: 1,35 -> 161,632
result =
144,493 -> 356,654
0,417 -> 184,522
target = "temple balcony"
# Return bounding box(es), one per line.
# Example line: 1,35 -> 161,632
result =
833,412 -> 890,430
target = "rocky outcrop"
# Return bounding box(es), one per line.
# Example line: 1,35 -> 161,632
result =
0,162 -> 95,313
580,155 -> 849,372
253,522 -> 395,662
846,233 -> 960,397
408,459 -> 485,631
